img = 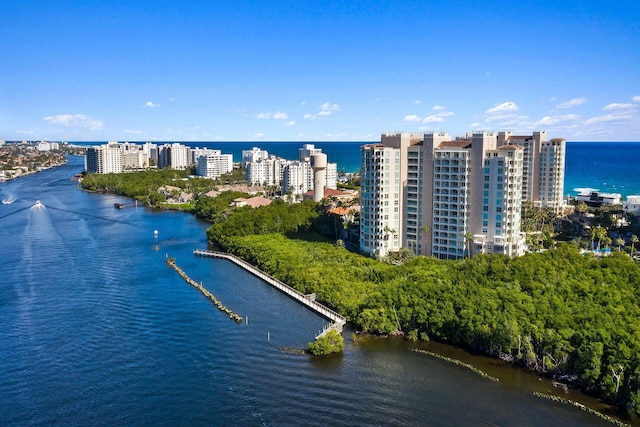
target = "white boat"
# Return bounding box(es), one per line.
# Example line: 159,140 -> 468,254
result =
2,199 -> 13,205
35,200 -> 42,207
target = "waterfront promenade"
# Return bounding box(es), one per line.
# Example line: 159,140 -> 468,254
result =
193,249 -> 346,338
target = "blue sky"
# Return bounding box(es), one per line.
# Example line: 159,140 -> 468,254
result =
1,0 -> 639,142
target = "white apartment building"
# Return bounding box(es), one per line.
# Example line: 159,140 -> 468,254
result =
36,141 -> 59,151
141,142 -> 158,166
159,143 -> 190,169
623,196 -> 640,214
122,148 -> 149,171
85,145 -> 123,174
474,145 -> 526,257
359,136 -> 406,258
243,145 -> 338,194
282,160 -> 312,198
430,139 -> 474,260
242,147 -> 269,164
245,154 -> 286,186
196,152 -> 233,179
325,162 -> 338,190
537,138 -> 566,212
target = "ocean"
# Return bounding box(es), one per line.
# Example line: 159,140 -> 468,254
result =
73,141 -> 640,198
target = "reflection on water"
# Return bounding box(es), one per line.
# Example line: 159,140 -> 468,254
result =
0,156 -> 629,427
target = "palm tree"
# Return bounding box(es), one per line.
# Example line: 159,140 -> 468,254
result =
615,237 -> 625,251
631,234 -> 639,258
589,226 -> 606,251
464,231 -> 474,258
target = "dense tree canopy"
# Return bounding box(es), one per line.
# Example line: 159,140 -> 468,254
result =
204,200 -> 640,417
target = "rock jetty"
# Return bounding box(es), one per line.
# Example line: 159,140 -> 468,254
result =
532,392 -> 629,427
166,256 -> 243,323
412,348 -> 500,382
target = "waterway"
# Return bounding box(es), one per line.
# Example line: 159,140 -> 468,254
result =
0,155 -> 628,426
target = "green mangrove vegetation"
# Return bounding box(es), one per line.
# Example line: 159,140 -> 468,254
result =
308,329 -> 345,356
80,168 -> 640,417
202,198 -> 640,418
80,167 -> 246,208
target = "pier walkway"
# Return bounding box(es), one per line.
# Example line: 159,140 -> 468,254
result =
193,249 -> 346,338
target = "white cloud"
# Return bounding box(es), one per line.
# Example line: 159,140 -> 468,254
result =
555,98 -> 587,110
252,133 -> 265,138
486,102 -> 519,114
413,100 -> 421,105
432,105 -> 445,111
602,103 -> 636,111
535,114 -> 581,126
404,109 -> 455,124
168,97 -> 176,102
317,110 -> 332,117
423,115 -> 444,123
43,113 -> 104,130
485,113 -> 518,123
320,102 -> 340,112
300,101 -> 307,106
16,130 -> 35,135
143,101 -> 159,108
585,113 -> 635,125
124,129 -> 142,135
633,96 -> 640,102
257,111 -> 288,120
304,113 -> 317,120
403,114 -> 421,122
284,120 -> 296,127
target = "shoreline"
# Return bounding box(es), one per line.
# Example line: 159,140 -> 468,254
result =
84,178 -> 636,426
0,160 -> 68,183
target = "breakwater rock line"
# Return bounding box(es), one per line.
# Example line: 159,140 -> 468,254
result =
166,256 -> 243,323
532,392 -> 629,427
412,348 -> 500,382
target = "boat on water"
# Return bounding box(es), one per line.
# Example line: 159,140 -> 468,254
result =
35,200 -> 42,207
2,199 -> 14,205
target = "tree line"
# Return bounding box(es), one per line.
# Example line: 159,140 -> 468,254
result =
204,198 -> 640,418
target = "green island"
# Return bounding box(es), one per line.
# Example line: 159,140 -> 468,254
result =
80,168 -> 640,420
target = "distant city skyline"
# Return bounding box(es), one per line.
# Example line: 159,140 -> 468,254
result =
1,1 -> 639,142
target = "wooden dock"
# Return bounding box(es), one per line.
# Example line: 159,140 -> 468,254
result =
114,201 -> 139,209
193,249 -> 346,338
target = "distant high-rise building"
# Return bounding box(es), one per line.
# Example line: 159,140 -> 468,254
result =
245,154 -> 286,186
242,147 -> 269,165
196,151 -> 233,179
158,143 -> 190,169
85,145 -> 123,174
282,160 -> 312,198
299,144 -> 322,161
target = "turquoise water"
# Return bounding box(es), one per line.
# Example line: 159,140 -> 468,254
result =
72,141 -> 640,196
564,142 -> 640,197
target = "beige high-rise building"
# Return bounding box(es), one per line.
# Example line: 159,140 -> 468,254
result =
360,130 -> 565,259
498,131 -> 566,213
